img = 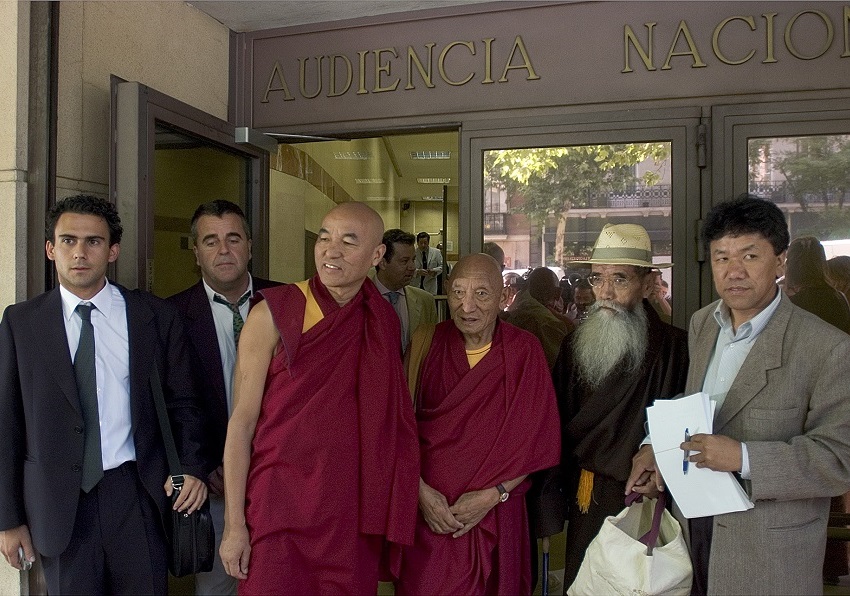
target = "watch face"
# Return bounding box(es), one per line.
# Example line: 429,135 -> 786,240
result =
500,491 -> 509,503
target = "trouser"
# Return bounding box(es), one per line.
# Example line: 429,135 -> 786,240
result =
41,461 -> 168,595
689,516 -> 713,596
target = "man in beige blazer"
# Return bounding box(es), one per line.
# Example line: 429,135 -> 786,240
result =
373,229 -> 438,353
628,195 -> 850,595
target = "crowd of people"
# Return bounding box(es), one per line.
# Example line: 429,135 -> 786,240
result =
1,194 -> 849,595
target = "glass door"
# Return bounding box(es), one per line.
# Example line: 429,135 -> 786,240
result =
464,108 -> 704,328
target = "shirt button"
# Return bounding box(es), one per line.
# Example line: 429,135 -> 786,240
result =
74,426 -> 83,434
72,464 -> 81,472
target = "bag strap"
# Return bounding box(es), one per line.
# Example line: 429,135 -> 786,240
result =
625,491 -> 668,555
404,323 -> 435,411
150,364 -> 185,488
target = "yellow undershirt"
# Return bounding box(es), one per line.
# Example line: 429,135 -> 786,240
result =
465,343 -> 492,368
295,280 -> 324,333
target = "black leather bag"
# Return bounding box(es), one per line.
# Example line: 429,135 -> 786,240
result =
151,366 -> 215,577
167,474 -> 215,577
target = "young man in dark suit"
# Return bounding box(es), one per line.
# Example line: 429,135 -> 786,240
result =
168,200 -> 280,595
0,195 -> 208,594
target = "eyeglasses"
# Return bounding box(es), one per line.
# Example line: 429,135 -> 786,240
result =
587,274 -> 632,289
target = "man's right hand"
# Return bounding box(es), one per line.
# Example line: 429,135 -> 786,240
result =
625,444 -> 665,497
419,479 -> 464,535
220,523 -> 250,580
0,525 -> 35,570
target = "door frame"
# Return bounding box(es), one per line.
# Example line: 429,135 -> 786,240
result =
461,106 -> 704,328
110,78 -> 269,291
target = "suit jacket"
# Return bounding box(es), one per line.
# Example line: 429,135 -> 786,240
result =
404,285 -> 438,344
0,284 -> 207,557
685,293 -> 850,595
502,289 -> 570,368
409,247 -> 443,295
167,276 -> 281,469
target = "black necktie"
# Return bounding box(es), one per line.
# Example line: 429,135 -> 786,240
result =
214,291 -> 251,347
421,252 -> 427,289
74,303 -> 103,492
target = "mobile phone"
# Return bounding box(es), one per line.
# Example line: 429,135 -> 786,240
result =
17,546 -> 32,571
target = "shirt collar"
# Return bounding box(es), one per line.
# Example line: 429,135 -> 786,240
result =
59,281 -> 115,321
203,274 -> 253,304
372,275 -> 405,297
713,285 -> 782,343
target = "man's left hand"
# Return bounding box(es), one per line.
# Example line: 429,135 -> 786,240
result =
164,474 -> 208,514
448,488 -> 500,538
682,433 -> 742,472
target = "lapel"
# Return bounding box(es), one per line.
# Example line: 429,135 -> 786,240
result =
406,291 -> 422,330
687,306 -> 720,395
35,288 -> 82,416
183,282 -> 227,400
121,286 -> 156,436
714,295 -> 790,432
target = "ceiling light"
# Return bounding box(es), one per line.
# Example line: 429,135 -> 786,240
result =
420,196 -> 444,201
410,151 -> 451,160
365,197 -> 393,201
417,177 -> 451,184
334,151 -> 371,160
355,178 -> 385,184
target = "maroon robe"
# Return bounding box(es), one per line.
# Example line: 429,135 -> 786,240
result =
396,320 -> 561,595
241,276 -> 419,595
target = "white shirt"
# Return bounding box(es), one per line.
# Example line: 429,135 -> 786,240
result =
60,282 -> 135,470
373,276 -> 409,350
203,275 -> 254,416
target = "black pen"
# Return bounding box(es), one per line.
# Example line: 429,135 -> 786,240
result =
683,428 -> 690,475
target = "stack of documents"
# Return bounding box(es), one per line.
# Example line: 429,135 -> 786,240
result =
646,392 -> 753,518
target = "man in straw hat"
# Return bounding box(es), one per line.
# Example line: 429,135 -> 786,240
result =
542,222 -> 689,593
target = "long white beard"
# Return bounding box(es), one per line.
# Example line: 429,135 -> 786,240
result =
573,300 -> 649,389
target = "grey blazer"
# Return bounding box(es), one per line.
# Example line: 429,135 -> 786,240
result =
405,285 -> 438,342
685,292 -> 850,595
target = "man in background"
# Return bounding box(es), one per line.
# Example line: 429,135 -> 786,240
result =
410,231 -> 443,295
372,229 -> 437,353
168,199 -> 281,595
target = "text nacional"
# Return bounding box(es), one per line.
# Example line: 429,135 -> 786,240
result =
261,36 -> 539,103
623,6 -> 850,72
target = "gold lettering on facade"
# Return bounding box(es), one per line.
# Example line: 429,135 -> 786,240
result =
299,57 -> 324,99
713,16 -> 756,65
374,48 -> 400,92
662,20 -> 707,69
482,38 -> 495,84
406,44 -> 436,90
328,55 -> 353,97
261,61 -> 294,102
498,36 -> 540,81
438,41 -> 475,86
785,10 -> 834,60
762,13 -> 778,63
357,50 -> 369,95
623,23 -> 657,72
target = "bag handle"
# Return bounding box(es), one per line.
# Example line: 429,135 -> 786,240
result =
625,491 -> 668,555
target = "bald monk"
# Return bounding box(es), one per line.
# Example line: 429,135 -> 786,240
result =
220,202 -> 420,594
396,254 -> 561,595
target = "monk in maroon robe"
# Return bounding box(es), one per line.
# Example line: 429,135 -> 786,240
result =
220,203 -> 419,595
396,254 -> 561,595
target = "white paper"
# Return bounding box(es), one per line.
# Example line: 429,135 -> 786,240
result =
647,392 -> 753,519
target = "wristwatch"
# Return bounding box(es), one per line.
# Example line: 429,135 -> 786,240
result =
496,483 -> 509,503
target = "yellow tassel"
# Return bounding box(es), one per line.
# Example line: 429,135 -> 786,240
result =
576,469 -> 594,514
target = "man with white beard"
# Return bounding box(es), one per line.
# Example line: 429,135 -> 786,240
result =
547,223 -> 689,593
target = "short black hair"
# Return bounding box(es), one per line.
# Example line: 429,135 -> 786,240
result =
45,195 -> 123,245
416,231 -> 430,242
381,229 -> 415,263
702,194 -> 789,257
190,200 -> 250,243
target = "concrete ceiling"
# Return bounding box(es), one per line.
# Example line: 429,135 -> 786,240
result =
187,0 -> 499,32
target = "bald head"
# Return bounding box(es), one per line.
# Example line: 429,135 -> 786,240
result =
315,202 -> 386,305
450,253 -> 503,290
